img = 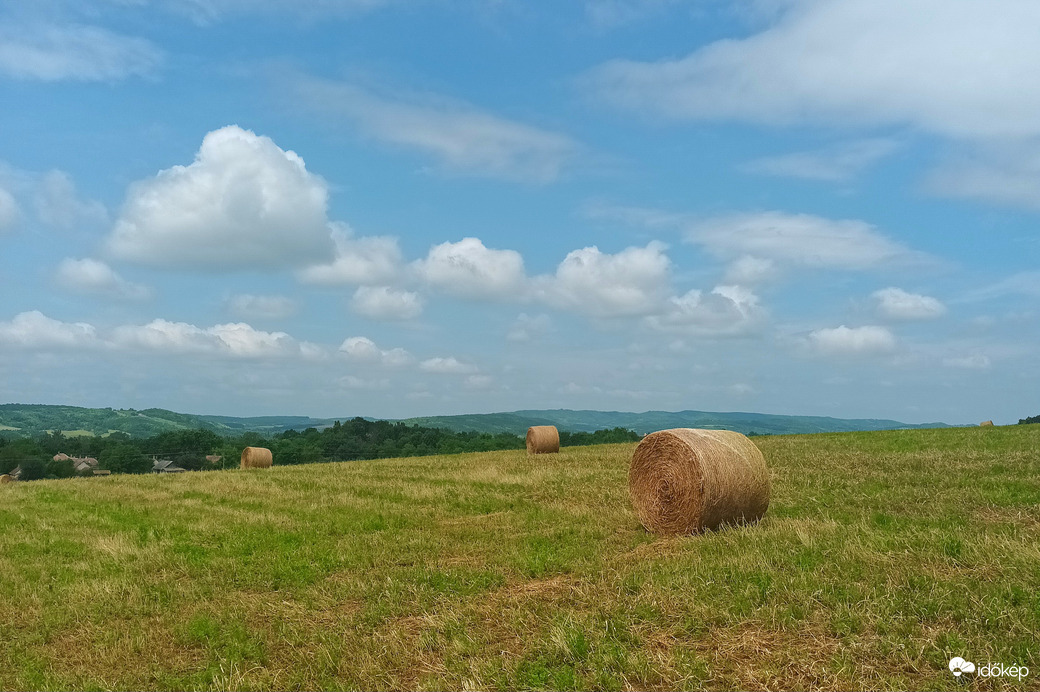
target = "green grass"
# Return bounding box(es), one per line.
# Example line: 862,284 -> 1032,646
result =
1,425 -> 1038,690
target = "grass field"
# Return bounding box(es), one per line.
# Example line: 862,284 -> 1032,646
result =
1,425 -> 1038,690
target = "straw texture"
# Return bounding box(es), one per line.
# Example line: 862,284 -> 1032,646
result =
0,474 -> 11,484
526,426 -> 560,454
629,428 -> 770,535
980,420 -> 994,427
240,446 -> 273,469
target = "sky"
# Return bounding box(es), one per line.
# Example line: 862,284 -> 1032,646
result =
0,0 -> 1037,424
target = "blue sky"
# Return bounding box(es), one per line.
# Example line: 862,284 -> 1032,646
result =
1,0 -> 1037,424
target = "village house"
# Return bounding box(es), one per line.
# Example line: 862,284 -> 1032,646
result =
54,453 -> 101,475
152,458 -> 186,474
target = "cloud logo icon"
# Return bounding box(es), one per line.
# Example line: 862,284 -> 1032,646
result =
950,657 -> 976,677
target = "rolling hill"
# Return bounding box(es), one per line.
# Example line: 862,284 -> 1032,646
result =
0,403 -> 952,439
398,408 -> 953,436
1,425 -> 1036,689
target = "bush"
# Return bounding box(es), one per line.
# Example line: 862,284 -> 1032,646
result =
18,457 -> 47,481
99,443 -> 152,475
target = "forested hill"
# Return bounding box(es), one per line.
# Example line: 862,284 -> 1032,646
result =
0,403 -> 952,439
0,404 -> 337,438
399,409 -> 954,436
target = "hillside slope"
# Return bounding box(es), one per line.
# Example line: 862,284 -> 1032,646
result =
0,403 -> 952,439
0,425 -> 1036,690
400,408 -> 953,435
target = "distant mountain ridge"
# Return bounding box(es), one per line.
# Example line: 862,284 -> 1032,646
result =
0,403 -> 953,438
398,409 -> 953,436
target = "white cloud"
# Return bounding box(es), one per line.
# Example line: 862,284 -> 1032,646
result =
0,23 -> 161,81
419,357 -> 478,375
339,336 -> 414,367
294,77 -> 580,182
107,125 -> 335,269
647,284 -> 764,336
539,241 -> 671,317
464,374 -> 494,389
339,335 -> 381,361
741,138 -> 900,181
808,325 -> 896,356
34,170 -> 107,229
55,258 -> 151,300
297,223 -> 402,285
208,322 -> 300,357
723,255 -> 777,284
0,311 -> 97,348
350,285 -> 423,321
873,287 -> 946,321
960,272 -> 1040,302
112,318 -> 309,358
507,313 -> 551,342
112,319 -> 217,354
415,237 -> 527,300
381,347 -> 413,368
226,294 -> 297,320
339,374 -> 391,390
925,143 -> 1040,211
943,354 -> 991,370
585,0 -> 1040,141
689,211 -> 916,271
0,186 -> 19,232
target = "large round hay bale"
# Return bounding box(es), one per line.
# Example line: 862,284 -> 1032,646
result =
0,474 -> 11,484
629,428 -> 770,535
980,420 -> 994,427
526,426 -> 560,454
240,446 -> 273,469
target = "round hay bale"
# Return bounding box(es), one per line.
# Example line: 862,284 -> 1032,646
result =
526,426 -> 560,454
240,446 -> 273,469
980,420 -> 994,427
0,474 -> 11,484
629,428 -> 770,535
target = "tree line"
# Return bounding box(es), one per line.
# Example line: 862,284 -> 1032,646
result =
0,420 -> 640,481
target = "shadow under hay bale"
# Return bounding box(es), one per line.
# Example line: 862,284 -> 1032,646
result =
526,426 -> 560,454
240,446 -> 273,469
629,428 -> 770,535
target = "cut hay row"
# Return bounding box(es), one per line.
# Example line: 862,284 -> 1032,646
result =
629,428 -> 770,535
526,426 -> 559,454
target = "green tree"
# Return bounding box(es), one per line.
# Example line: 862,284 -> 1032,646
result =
19,457 -> 47,481
47,457 -> 76,479
99,443 -> 151,475
0,439 -> 47,475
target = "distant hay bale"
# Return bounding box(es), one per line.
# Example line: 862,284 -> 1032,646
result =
980,420 -> 994,427
629,428 -> 770,535
526,426 -> 560,454
240,446 -> 273,469
0,474 -> 11,484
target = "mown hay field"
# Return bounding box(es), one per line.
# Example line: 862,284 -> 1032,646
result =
1,425 -> 1038,691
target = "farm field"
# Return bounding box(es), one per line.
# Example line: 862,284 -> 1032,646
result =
1,425 -> 1038,691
